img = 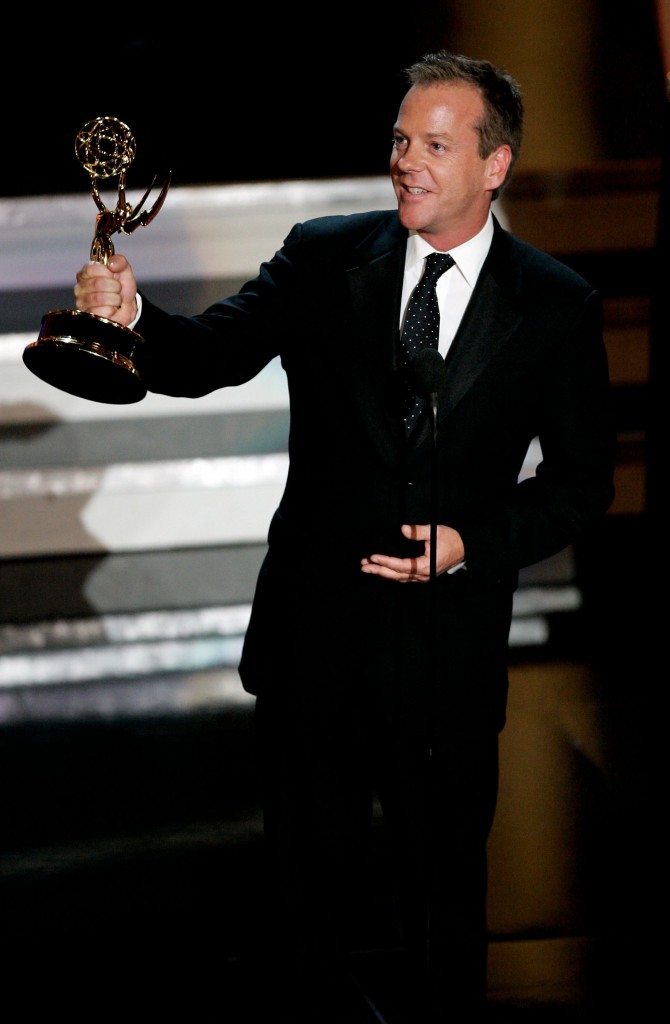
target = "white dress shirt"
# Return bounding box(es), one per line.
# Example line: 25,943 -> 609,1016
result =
400,211 -> 494,356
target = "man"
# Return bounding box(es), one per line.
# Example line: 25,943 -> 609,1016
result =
73,51 -> 615,1023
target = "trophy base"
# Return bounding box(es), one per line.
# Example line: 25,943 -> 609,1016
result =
23,309 -> 148,404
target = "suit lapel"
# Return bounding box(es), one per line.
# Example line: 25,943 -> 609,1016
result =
346,225 -> 407,446
440,264 -> 520,416
346,225 -> 405,372
417,223 -> 519,427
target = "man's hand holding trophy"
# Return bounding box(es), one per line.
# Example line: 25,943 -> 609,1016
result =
23,116 -> 171,404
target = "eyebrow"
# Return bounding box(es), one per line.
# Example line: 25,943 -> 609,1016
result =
393,125 -> 451,141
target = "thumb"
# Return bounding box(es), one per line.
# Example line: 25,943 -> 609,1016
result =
401,523 -> 430,542
107,254 -> 130,275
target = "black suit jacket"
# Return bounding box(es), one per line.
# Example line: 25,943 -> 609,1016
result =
138,211 -> 615,735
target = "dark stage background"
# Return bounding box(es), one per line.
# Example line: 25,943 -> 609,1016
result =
3,4 -> 664,198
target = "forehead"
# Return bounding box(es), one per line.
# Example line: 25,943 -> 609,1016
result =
396,82 -> 485,134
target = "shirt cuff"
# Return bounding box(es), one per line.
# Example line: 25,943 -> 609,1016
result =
128,292 -> 142,329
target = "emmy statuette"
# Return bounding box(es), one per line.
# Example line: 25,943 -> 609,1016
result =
23,117 -> 170,404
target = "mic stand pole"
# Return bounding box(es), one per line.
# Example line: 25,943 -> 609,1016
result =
426,388 -> 439,985
407,348 -> 447,1005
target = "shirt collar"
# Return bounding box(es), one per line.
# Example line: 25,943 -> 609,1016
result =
406,210 -> 494,287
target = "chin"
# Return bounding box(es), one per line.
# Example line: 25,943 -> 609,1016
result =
398,197 -> 433,227
398,210 -> 430,233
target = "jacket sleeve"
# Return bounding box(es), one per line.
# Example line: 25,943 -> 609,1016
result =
454,288 -> 616,578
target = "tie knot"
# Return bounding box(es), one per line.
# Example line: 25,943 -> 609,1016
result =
422,251 -> 455,286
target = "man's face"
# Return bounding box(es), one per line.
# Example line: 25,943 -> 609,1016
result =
390,82 -> 508,246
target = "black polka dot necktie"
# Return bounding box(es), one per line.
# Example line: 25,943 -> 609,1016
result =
400,252 -> 455,437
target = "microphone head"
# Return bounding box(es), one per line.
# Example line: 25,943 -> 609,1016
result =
408,348 -> 447,397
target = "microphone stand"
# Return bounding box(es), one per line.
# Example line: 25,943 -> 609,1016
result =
408,349 -> 446,986
426,381 -> 439,984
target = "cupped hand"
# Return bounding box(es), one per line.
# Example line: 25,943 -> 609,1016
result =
360,523 -> 465,582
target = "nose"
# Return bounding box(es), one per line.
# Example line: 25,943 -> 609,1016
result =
393,145 -> 421,173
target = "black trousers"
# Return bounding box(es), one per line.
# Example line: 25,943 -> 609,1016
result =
253,679 -> 499,1023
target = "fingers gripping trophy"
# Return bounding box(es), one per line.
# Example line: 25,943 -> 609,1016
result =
23,117 -> 171,404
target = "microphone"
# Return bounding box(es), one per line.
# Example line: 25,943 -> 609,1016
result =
408,346 -> 447,398
408,348 -> 447,441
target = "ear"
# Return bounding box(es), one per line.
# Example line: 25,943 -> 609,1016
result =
486,145 -> 512,190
